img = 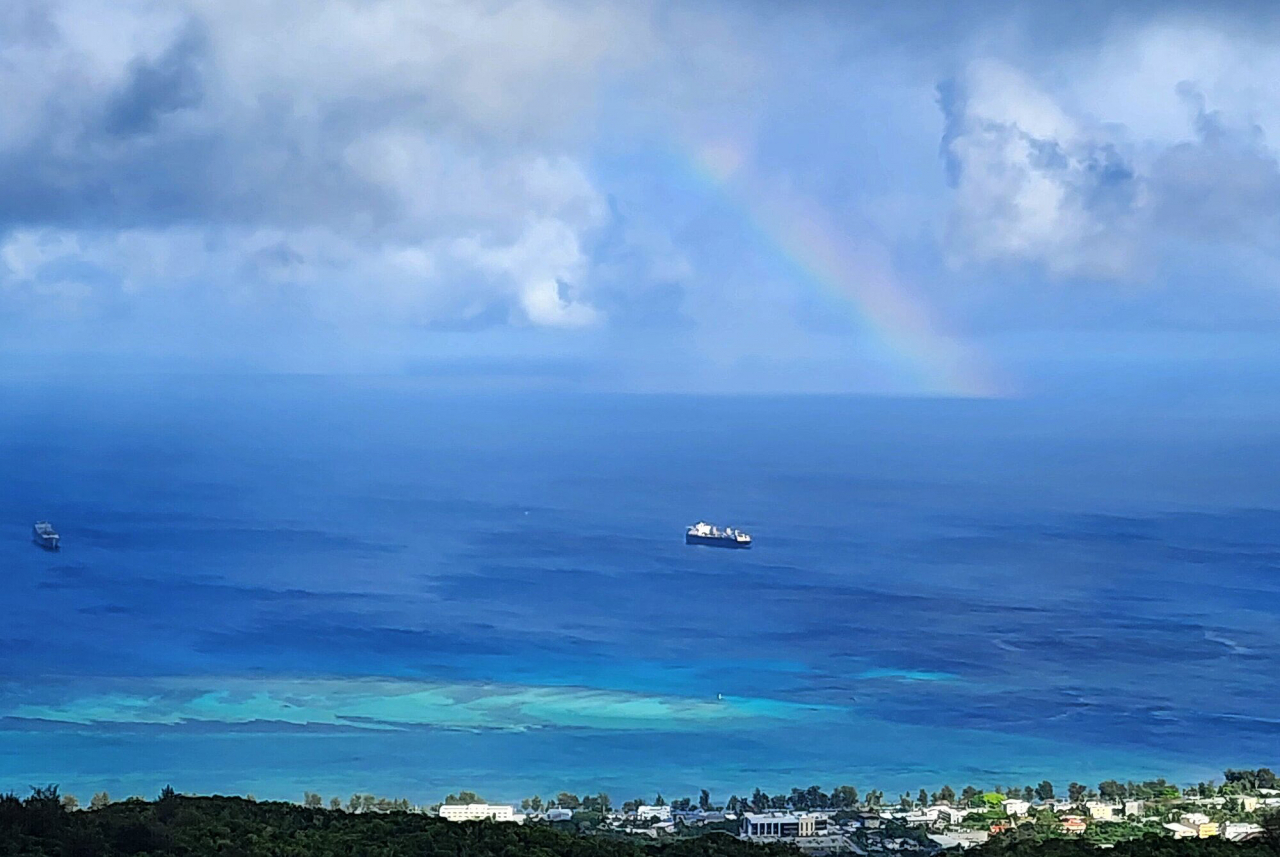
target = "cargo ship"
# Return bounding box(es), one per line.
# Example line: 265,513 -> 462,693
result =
32,521 -> 60,551
685,521 -> 751,548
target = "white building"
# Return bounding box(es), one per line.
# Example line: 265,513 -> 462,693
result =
1224,823 -> 1263,841
1122,800 -> 1145,817
636,805 -> 672,822
902,807 -> 941,825
1084,801 -> 1117,821
928,830 -> 989,850
740,812 -> 828,840
546,808 -> 574,822
1001,799 -> 1031,817
439,803 -> 520,823
936,806 -> 972,826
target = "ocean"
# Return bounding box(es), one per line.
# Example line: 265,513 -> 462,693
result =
2,376 -> 1278,806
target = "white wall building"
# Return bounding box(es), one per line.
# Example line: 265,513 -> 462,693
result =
936,806 -> 972,826
439,803 -> 520,823
1084,801 -> 1116,820
1224,823 -> 1263,841
636,805 -> 672,822
1001,799 -> 1031,817
740,812 -> 828,840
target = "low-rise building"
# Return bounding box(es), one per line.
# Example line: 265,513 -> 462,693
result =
1001,799 -> 1031,817
1224,823 -> 1264,841
545,808 -> 574,822
1164,823 -> 1197,839
1060,815 -> 1087,834
950,830 -> 991,848
936,806 -> 972,826
1179,813 -> 1219,838
636,805 -> 672,822
1122,800 -> 1145,817
928,831 -> 991,850
739,811 -> 829,840
439,803 -> 520,823
853,811 -> 884,829
1084,802 -> 1117,821
1239,796 -> 1260,813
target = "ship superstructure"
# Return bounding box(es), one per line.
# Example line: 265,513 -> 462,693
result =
32,521 -> 60,551
685,521 -> 751,548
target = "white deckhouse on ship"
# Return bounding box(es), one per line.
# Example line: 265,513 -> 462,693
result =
685,521 -> 751,548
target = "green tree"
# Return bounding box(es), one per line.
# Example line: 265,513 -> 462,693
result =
1022,786 -> 1034,802
938,785 -> 956,804
330,796 -> 341,810
60,794 -> 79,811
1262,809 -> 1280,845
831,785 -> 858,808
304,792 -> 323,808
918,788 -> 929,807
1068,782 -> 1086,803
1099,780 -> 1126,800
557,792 -> 581,810
654,793 -> 665,806
89,791 -> 111,810
699,789 -> 712,811
1035,781 -> 1054,800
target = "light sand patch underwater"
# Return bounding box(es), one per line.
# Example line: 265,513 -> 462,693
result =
6,678 -> 837,732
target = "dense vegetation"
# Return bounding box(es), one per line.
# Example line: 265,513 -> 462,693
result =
0,788 -> 797,857
976,831 -> 1279,857
2,786 -> 1278,856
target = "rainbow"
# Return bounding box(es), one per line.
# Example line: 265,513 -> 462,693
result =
689,139 -> 1009,398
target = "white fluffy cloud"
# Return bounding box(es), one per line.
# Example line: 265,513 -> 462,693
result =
940,25 -> 1280,281
0,0 -> 660,333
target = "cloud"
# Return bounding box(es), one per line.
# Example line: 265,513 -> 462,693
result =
939,60 -> 1143,278
939,26 -> 1280,285
0,0 -> 665,337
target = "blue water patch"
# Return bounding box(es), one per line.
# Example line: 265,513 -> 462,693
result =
1,378 -> 1279,801
857,668 -> 957,682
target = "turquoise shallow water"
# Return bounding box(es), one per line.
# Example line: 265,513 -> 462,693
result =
2,378 -> 1278,803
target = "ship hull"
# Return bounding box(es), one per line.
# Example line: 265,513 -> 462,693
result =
685,534 -> 751,548
33,536 -> 59,551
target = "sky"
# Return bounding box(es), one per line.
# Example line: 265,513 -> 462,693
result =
5,0 -> 1280,394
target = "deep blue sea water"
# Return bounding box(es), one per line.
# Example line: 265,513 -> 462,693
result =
2,377 -> 1279,804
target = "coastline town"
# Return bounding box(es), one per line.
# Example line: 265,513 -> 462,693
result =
410,769 -> 1280,854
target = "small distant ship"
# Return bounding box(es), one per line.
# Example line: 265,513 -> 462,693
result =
685,521 -> 751,549
32,521 -> 60,551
